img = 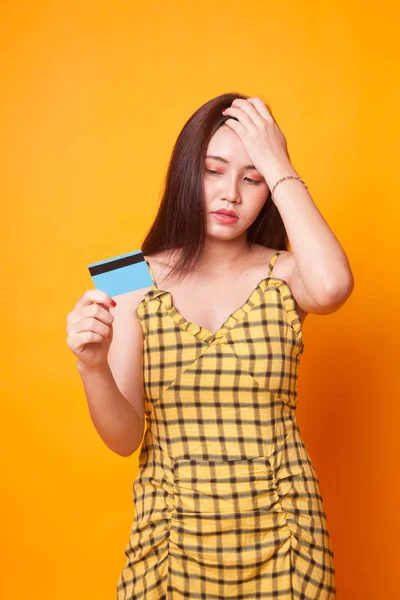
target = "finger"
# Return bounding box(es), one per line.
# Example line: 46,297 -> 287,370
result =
223,107 -> 258,133
246,97 -> 276,124
229,98 -> 266,128
74,289 -> 115,311
73,316 -> 111,338
67,318 -> 111,347
67,302 -> 114,326
72,331 -> 106,353
222,115 -> 246,136
248,97 -> 276,123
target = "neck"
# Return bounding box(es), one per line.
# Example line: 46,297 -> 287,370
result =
195,235 -> 253,274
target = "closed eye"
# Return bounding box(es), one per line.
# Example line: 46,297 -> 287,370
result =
205,168 -> 262,185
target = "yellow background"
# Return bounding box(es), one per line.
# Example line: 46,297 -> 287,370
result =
2,1 -> 399,598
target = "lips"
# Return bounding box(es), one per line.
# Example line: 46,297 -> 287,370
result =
214,209 -> 238,218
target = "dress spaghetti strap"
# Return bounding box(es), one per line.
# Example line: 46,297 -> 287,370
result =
142,254 -> 158,288
267,249 -> 286,277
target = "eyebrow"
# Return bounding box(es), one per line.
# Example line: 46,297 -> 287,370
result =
205,155 -> 258,171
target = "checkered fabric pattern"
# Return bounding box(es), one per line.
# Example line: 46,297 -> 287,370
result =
117,250 -> 336,599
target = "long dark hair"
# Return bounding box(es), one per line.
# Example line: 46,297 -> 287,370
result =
141,92 -> 289,283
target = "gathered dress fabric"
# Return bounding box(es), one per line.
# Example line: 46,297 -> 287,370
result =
117,250 -> 336,599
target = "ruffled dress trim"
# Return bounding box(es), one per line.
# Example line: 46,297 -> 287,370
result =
137,280 -> 304,348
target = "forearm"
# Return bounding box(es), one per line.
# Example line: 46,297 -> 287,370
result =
77,361 -> 144,457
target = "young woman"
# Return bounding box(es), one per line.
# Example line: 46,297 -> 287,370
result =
66,92 -> 353,599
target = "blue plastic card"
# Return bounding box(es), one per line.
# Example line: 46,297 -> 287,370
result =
88,249 -> 154,297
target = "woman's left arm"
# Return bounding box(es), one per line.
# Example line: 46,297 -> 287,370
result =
223,97 -> 355,315
266,162 -> 355,315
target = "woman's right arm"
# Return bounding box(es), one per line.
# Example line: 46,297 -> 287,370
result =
66,288 -> 150,457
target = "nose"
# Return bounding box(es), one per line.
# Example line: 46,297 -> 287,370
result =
221,175 -> 241,204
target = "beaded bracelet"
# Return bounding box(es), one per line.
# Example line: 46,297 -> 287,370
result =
271,175 -> 308,203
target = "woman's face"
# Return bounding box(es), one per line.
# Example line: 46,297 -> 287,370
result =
203,123 -> 269,239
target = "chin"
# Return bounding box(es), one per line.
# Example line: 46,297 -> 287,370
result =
206,227 -> 246,240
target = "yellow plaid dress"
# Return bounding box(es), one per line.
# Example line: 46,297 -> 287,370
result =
117,250 -> 336,599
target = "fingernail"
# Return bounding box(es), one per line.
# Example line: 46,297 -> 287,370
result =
111,300 -> 117,307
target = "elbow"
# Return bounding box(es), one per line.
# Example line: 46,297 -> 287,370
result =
107,438 -> 142,457
117,449 -> 136,458
110,414 -> 146,457
112,444 -> 138,457
315,271 -> 355,308
105,411 -> 146,457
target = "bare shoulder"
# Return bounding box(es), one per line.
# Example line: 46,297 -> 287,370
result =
143,248 -> 179,286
